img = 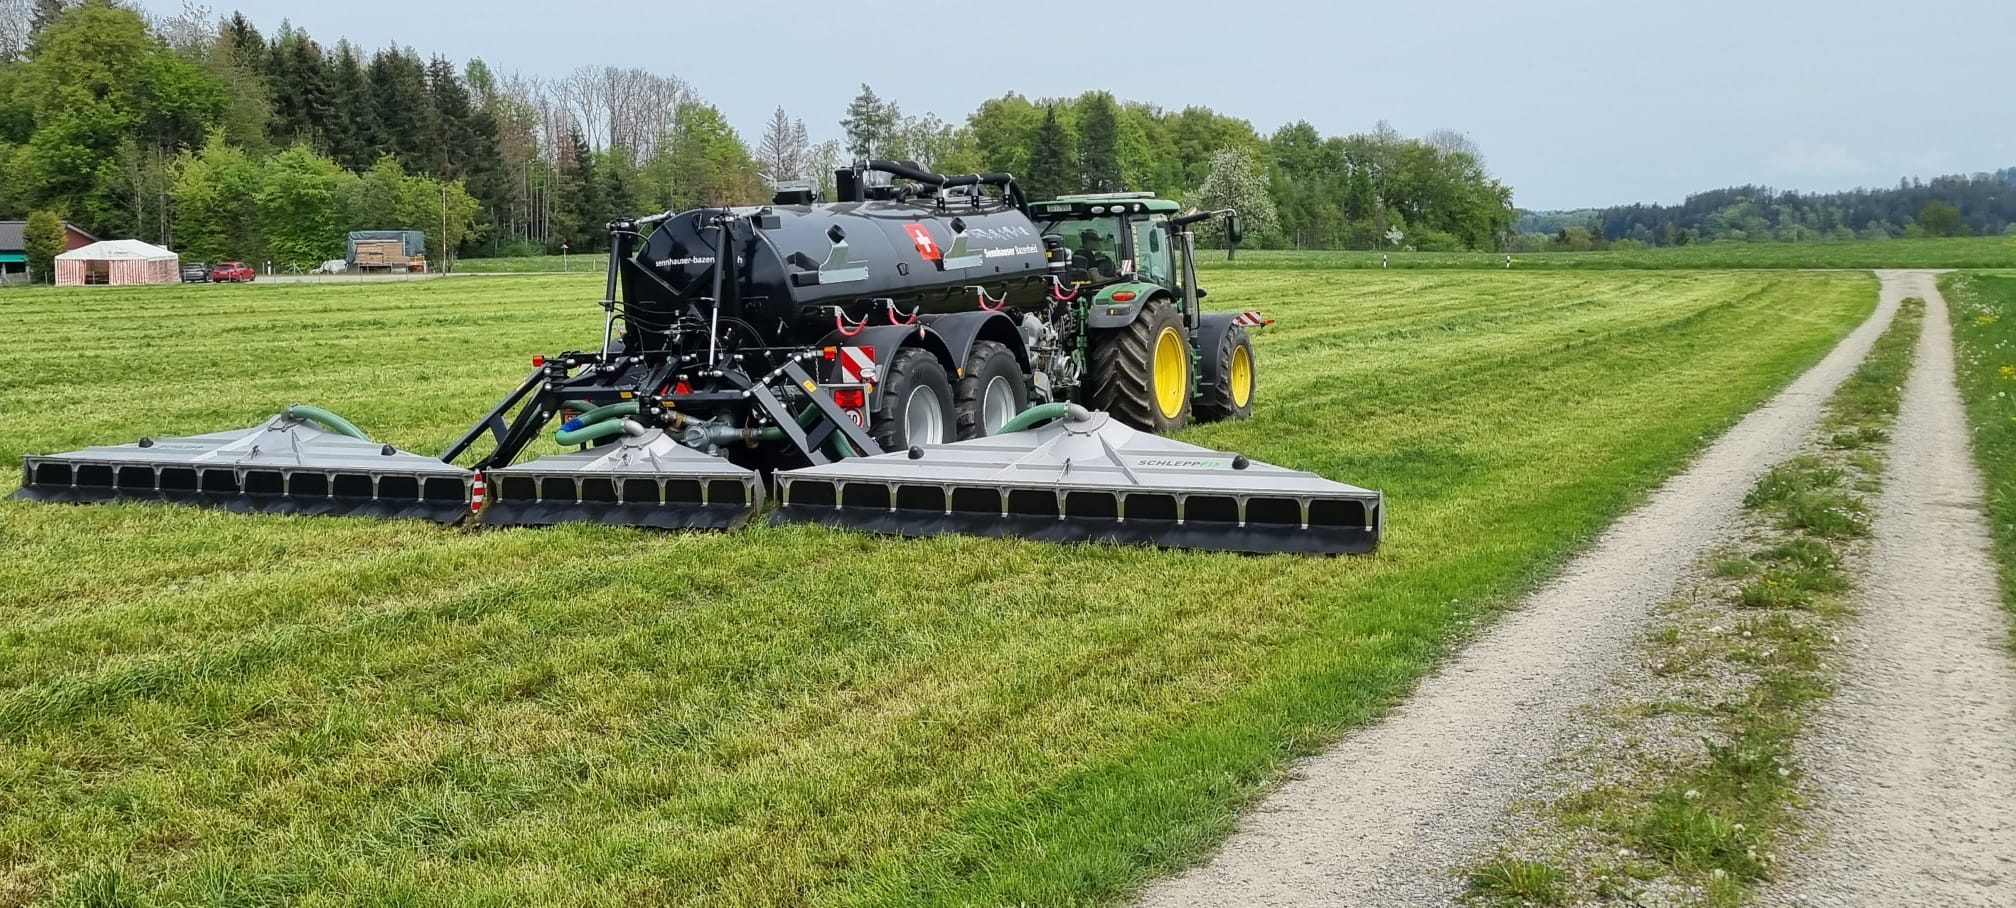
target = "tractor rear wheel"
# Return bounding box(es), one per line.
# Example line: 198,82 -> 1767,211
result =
1089,297 -> 1191,433
872,347 -> 956,451
1195,324 -> 1256,422
955,340 -> 1027,439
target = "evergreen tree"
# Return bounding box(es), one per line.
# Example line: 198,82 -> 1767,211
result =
1075,91 -> 1121,193
323,41 -> 373,169
29,0 -> 71,38
366,47 -> 428,165
423,55 -> 476,178
840,83 -> 897,160
265,25 -> 334,149
203,16 -> 272,153
222,10 -> 261,62
556,127 -> 601,251
1024,104 -> 1076,202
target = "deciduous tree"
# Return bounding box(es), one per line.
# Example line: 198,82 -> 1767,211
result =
1191,145 -> 1278,260
24,206 -> 62,283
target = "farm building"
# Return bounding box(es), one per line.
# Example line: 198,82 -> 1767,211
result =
0,219 -> 97,284
54,239 -> 180,287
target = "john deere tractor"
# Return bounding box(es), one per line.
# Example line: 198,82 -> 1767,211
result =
1029,192 -> 1258,433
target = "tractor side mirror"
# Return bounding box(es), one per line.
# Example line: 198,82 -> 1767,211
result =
1224,212 -> 1244,246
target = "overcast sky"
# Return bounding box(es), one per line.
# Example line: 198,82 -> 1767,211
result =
142,0 -> 2016,210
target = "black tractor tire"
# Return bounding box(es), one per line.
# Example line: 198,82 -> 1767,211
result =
954,340 -> 1029,439
1195,324 -> 1256,423
871,347 -> 957,451
1089,297 -> 1191,433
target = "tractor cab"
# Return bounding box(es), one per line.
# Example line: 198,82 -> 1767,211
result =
1034,192 -> 1185,292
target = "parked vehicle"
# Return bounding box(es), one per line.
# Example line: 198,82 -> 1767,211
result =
179,262 -> 211,283
211,261 -> 256,283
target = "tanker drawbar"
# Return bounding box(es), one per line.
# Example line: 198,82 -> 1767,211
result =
12,161 -> 1384,555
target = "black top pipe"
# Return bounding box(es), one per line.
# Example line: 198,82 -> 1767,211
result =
861,161 -> 1027,214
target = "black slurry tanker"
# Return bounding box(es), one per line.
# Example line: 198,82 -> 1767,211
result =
15,161 -> 1383,554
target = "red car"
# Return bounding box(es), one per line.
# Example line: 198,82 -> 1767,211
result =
211,261 -> 256,283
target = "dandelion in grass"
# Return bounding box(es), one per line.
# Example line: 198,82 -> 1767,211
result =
1980,313 -> 2000,327
2000,364 -> 2016,381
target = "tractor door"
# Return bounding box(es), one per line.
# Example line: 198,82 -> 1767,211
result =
1130,215 -> 1176,289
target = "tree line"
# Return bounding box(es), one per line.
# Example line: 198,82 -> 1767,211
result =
1518,169 -> 2016,250
0,1 -> 1521,279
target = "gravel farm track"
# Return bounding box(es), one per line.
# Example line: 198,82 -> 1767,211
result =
1757,273 -> 2016,907
1139,271 -> 2016,907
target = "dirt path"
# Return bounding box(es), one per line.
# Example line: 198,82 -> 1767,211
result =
1759,273 -> 2016,907
1137,279 -> 1906,907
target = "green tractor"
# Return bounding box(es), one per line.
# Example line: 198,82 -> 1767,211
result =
1030,192 -> 1260,433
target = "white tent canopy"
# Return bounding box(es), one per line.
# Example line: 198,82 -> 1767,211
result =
57,239 -> 178,261
55,239 -> 179,286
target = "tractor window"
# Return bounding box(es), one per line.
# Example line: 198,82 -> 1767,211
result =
1133,217 -> 1174,285
1039,216 -> 1123,284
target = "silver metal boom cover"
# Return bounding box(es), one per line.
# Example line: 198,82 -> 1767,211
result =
479,427 -> 763,529
770,409 -> 1382,554
13,414 -> 473,522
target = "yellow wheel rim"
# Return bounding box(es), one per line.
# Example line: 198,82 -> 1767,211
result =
1153,326 -> 1188,419
1230,344 -> 1253,408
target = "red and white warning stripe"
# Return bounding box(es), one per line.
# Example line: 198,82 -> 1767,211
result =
470,471 -> 486,514
1232,309 -> 1274,328
839,345 -> 877,383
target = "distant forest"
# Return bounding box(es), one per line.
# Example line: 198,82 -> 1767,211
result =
0,0 -> 1516,276
1518,169 -> 2016,250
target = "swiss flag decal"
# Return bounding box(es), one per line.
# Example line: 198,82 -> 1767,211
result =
904,223 -> 941,261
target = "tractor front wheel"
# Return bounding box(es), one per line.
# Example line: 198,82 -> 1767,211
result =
1195,324 -> 1256,422
1089,298 -> 1191,433
872,347 -> 956,451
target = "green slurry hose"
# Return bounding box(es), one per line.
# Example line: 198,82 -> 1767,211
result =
994,402 -> 1083,435
554,418 -> 631,447
284,404 -> 371,440
553,401 -> 642,446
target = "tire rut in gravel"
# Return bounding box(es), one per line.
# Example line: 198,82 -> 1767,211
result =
1757,271 -> 2016,908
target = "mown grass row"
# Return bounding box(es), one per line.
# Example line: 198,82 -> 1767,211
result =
0,271 -> 1873,905
1941,273 -> 2016,639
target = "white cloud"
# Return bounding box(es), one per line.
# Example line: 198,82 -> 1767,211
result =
1765,142 -> 1868,179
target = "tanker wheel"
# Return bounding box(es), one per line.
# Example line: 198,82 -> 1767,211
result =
872,347 -> 956,451
1195,324 -> 1256,422
1089,297 -> 1191,433
955,340 -> 1028,439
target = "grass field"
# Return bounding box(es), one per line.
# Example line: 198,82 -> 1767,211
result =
453,254 -> 608,274
451,236 -> 2016,276
0,270 -> 1874,905
1941,272 -> 2016,631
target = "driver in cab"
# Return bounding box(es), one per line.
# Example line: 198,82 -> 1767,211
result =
1071,229 -> 1117,283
